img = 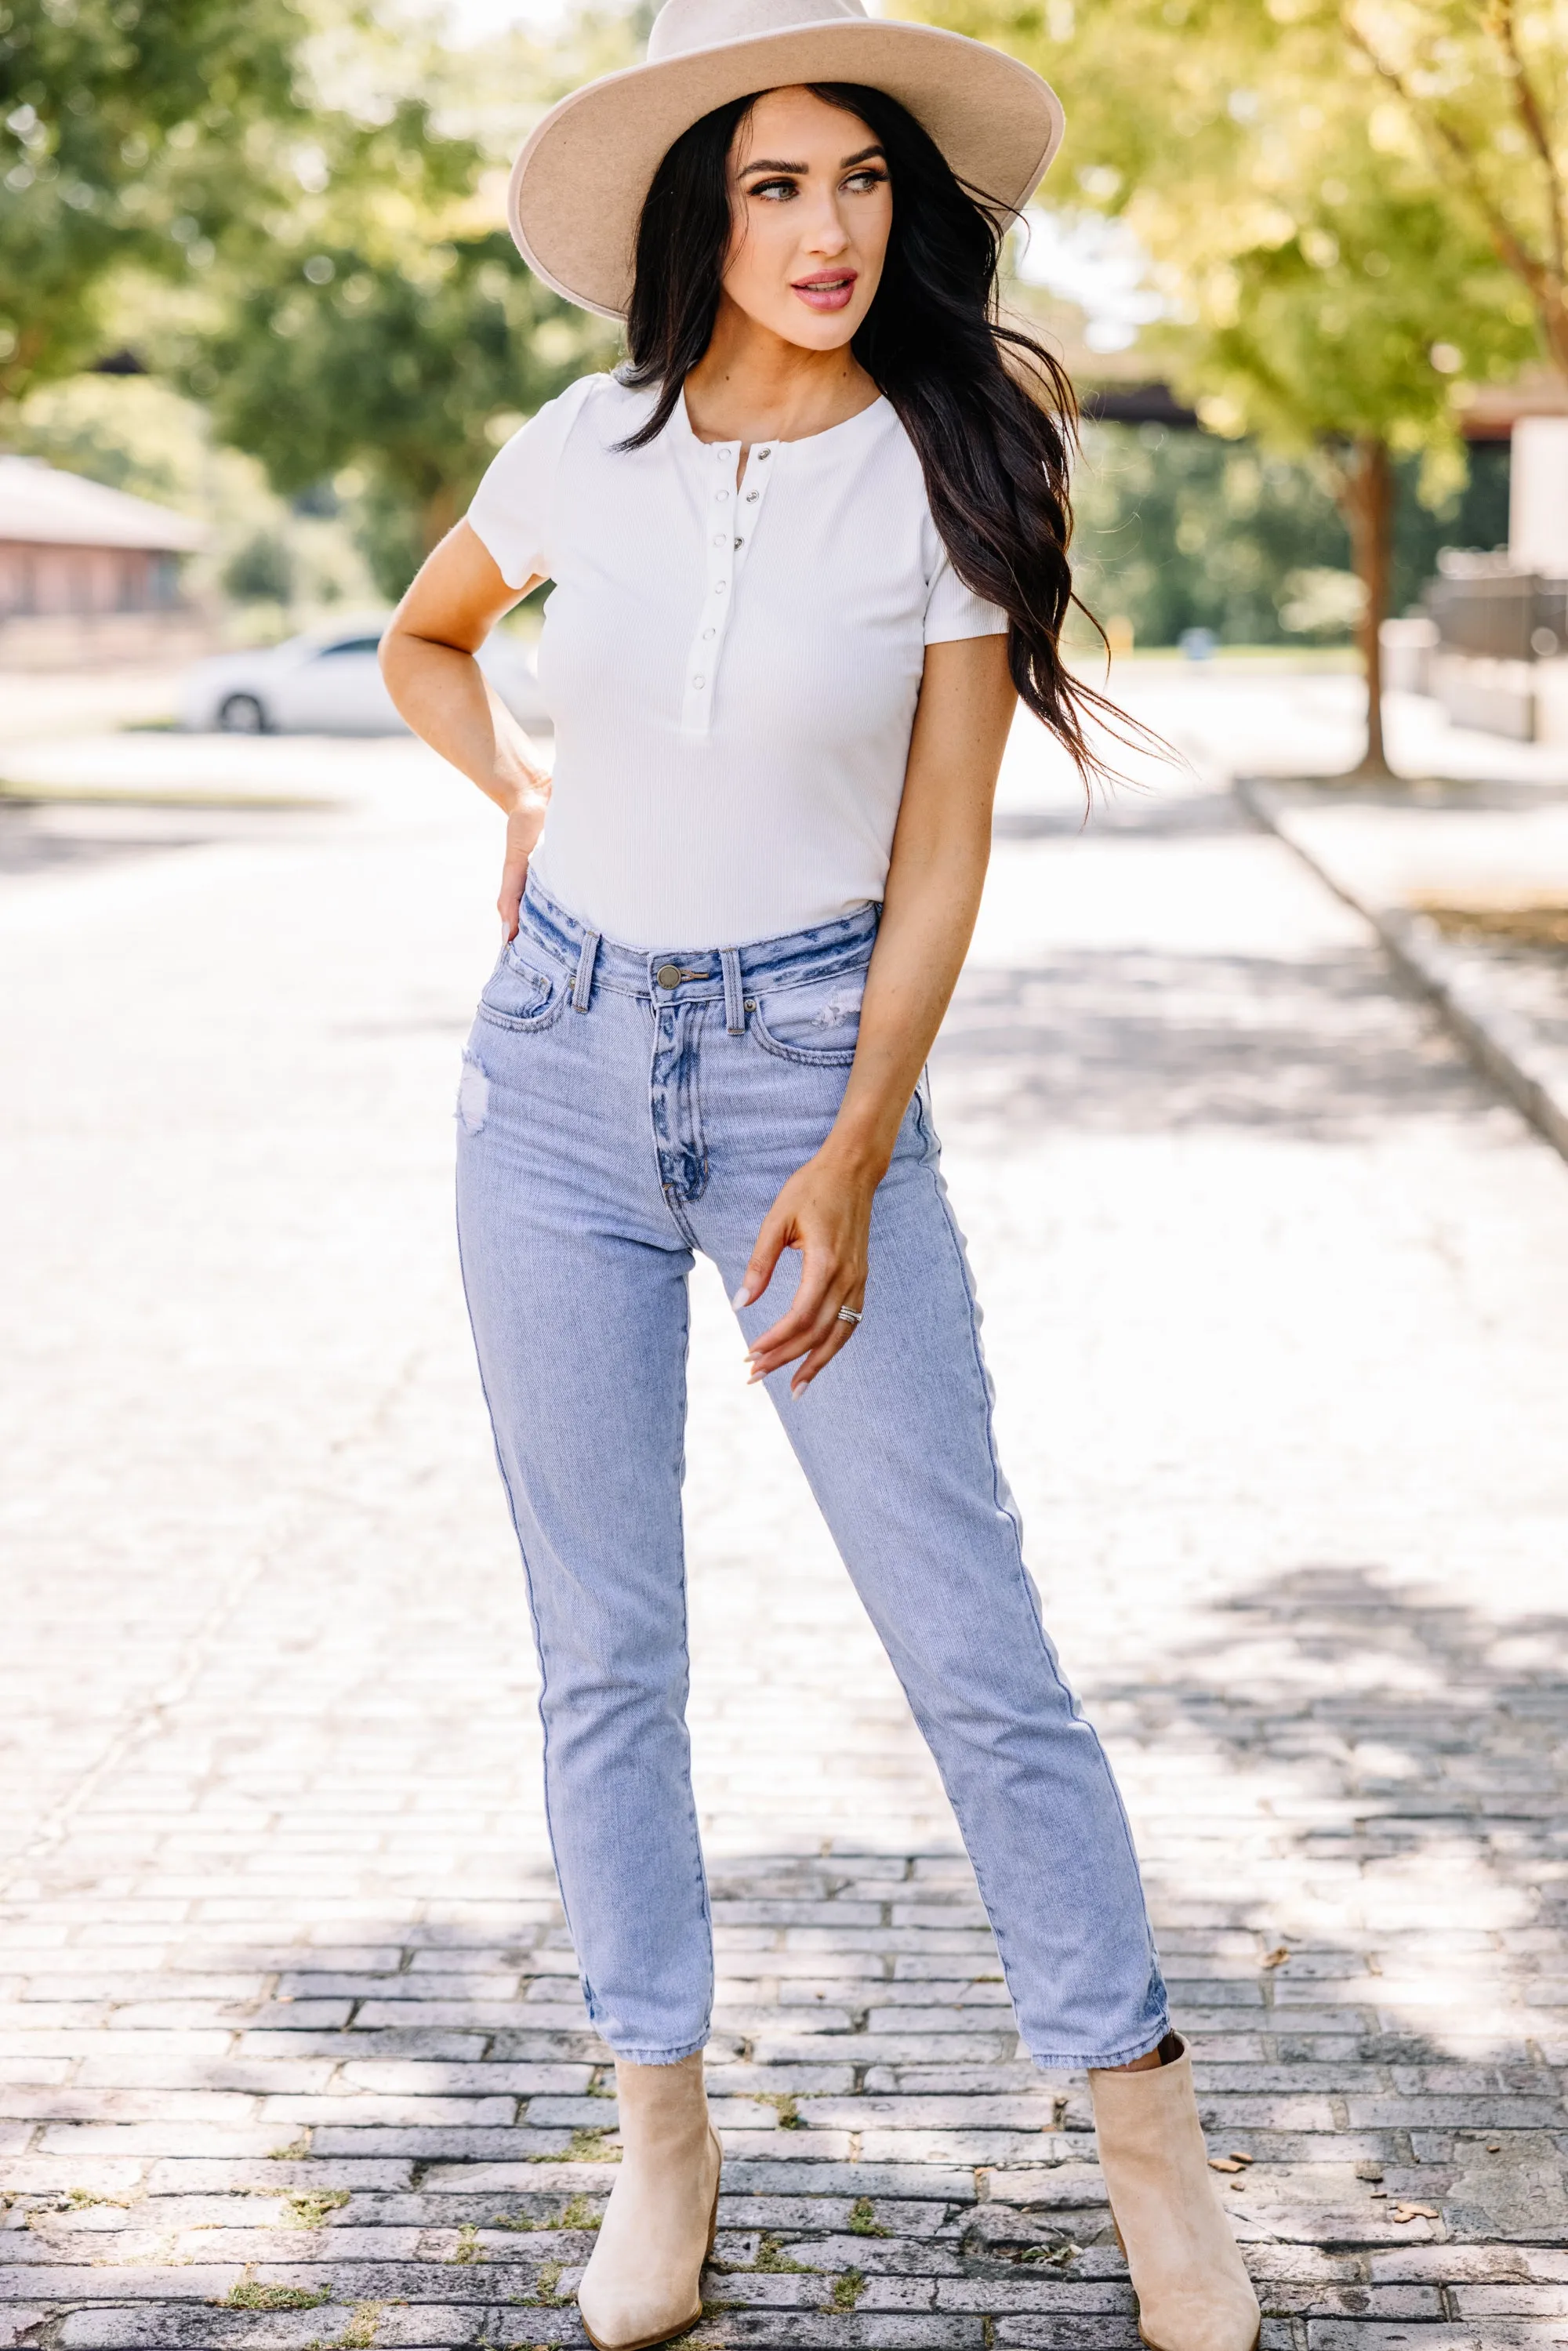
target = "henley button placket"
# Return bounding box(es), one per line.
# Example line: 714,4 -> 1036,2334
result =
681,440 -> 777,736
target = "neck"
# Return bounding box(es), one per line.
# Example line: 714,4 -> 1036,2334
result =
682,296 -> 880,444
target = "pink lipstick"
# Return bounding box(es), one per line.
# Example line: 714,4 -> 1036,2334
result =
791,270 -> 858,312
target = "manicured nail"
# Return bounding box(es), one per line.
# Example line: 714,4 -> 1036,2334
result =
731,1281 -> 753,1308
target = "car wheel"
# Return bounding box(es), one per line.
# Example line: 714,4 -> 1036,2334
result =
218,693 -> 267,734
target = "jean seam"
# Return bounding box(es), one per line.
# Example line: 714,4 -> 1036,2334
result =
687,1004 -> 711,1199
908,1087 -> 1166,2056
454,1172 -> 596,2026
671,1272 -> 714,2053
746,1012 -> 859,1069
646,1003 -> 706,1242
612,2037 -> 710,2065
475,999 -> 570,1036
1031,2026 -> 1171,2070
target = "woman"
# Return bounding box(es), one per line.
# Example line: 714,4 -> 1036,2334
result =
381,3 -> 1260,2346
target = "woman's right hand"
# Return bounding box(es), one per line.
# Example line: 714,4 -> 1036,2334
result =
499,800 -> 546,941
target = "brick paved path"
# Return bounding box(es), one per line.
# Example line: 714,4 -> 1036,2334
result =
2,693 -> 1567,2347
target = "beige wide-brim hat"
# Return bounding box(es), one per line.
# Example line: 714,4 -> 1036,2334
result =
508,0 -> 1064,320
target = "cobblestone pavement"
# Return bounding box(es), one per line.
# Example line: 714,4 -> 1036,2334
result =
2,686 -> 1567,2348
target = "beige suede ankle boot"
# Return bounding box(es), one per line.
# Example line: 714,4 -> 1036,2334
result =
576,2054 -> 723,2351
1088,2035 -> 1260,2351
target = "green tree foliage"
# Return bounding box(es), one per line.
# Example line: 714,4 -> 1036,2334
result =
187,231 -> 613,598
930,0 -> 1539,763
0,0 -> 309,402
1073,424 -> 1347,645
1,0 -> 625,600
5,370 -> 379,612
1072,422 -> 1508,648
1340,0 -> 1568,379
155,2 -> 634,598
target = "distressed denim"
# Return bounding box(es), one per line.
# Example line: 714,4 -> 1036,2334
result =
455,873 -> 1169,2070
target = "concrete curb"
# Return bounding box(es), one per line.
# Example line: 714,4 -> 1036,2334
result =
1237,775 -> 1568,1166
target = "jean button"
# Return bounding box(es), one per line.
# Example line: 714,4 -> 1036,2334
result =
656,963 -> 683,989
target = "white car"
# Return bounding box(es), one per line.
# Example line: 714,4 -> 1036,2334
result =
180,620 -> 549,735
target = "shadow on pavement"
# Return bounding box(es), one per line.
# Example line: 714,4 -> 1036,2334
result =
934,951 -> 1486,1139
1091,1562 -> 1568,2251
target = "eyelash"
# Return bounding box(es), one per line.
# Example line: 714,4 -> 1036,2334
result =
750,169 -> 887,201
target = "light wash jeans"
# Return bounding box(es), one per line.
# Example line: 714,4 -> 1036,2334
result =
456,873 -> 1169,2070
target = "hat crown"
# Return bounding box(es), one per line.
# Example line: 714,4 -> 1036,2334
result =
647,0 -> 869,66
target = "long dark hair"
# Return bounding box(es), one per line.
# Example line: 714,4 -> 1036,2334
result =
619,82 -> 1123,780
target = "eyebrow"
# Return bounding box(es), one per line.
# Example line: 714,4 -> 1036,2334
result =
739,143 -> 887,175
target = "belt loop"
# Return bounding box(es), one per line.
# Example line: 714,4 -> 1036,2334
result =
572,929 -> 601,1013
720,947 -> 745,1036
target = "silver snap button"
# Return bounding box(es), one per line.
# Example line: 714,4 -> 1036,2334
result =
735,537 -> 743,548
757,448 -> 771,460
746,490 -> 759,502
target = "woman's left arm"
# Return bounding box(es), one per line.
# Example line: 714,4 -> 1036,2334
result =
736,631 -> 1016,1393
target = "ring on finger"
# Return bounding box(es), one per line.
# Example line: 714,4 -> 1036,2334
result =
837,1306 -> 863,1327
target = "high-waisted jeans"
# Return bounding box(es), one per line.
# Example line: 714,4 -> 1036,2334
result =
455,873 -> 1169,2070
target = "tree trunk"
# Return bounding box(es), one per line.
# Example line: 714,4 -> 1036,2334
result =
1334,435 -> 1396,781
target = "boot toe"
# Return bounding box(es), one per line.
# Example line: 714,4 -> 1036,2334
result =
1137,2273 -> 1260,2351
578,2278 -> 701,2351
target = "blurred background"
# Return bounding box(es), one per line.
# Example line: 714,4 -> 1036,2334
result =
7,0 -> 1568,1022
0,0 -> 1563,692
3,0 -> 1568,743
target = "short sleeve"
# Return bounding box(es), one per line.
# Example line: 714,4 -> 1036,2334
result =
924,545 -> 1008,644
466,373 -> 605,590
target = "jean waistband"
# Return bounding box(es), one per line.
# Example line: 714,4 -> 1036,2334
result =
517,872 -> 880,1010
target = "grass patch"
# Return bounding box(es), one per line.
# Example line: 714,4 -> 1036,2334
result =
665,2318 -> 722,2351
828,2268 -> 866,2311
519,2258 -> 565,2306
491,2192 -> 600,2231
217,2269 -> 329,2311
285,2190 -> 349,2230
336,2305 -> 383,2349
266,2132 -> 314,2161
528,2126 -> 620,2163
449,2222 -> 485,2264
848,2197 -> 888,2237
754,2092 -> 805,2129
63,2188 -> 132,2211
753,2233 -> 813,2273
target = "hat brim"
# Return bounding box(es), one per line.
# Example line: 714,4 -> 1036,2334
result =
507,20 -> 1064,319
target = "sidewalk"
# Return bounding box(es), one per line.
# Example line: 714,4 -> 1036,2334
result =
2,695 -> 1566,2346
1238,779 -> 1568,1163
1105,659 -> 1568,1166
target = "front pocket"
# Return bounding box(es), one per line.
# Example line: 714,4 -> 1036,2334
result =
749,968 -> 866,1066
477,941 -> 568,1032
